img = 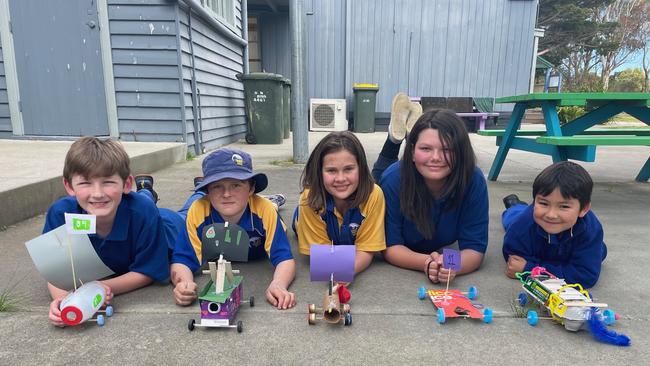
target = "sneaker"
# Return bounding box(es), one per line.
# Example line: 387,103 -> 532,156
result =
503,194 -> 526,209
193,176 -> 204,188
388,93 -> 411,143
135,174 -> 159,203
405,101 -> 423,134
265,194 -> 286,210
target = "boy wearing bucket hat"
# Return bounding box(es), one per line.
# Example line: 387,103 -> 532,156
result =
169,148 -> 296,309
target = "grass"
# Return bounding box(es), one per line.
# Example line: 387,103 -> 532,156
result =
0,280 -> 29,312
186,151 -> 195,161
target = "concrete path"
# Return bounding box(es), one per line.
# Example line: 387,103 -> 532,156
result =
0,131 -> 648,365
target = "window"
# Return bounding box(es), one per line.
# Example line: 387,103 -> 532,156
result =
202,0 -> 235,27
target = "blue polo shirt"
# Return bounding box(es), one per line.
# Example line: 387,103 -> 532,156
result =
380,162 -> 489,254
43,192 -> 171,282
502,204 -> 607,289
172,195 -> 293,273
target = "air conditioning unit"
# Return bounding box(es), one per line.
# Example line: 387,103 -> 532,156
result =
310,99 -> 348,131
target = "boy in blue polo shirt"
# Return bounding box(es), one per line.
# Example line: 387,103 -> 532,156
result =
501,161 -> 607,288
43,137 -> 173,326
169,148 -> 296,310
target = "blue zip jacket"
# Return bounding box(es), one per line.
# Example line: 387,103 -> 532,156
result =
502,204 -> 607,288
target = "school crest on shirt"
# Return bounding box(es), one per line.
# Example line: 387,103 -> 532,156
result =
349,223 -> 360,238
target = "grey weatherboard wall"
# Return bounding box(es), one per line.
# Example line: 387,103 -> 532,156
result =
178,0 -> 246,153
259,0 -> 538,114
109,0 -> 245,151
0,0 -> 245,150
0,38 -> 10,136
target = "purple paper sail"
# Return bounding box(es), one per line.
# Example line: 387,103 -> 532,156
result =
310,244 -> 355,282
443,248 -> 462,271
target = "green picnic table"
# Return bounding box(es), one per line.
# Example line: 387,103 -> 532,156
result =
481,93 -> 650,182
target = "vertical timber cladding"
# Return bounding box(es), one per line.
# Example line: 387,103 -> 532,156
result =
10,0 -> 109,136
0,38 -> 10,135
179,1 -> 246,152
302,0 -> 537,114
109,0 -> 184,142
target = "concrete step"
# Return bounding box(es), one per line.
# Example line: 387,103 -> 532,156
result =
0,141 -> 186,229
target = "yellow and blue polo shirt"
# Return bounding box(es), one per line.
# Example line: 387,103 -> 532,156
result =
294,184 -> 386,254
172,194 -> 293,272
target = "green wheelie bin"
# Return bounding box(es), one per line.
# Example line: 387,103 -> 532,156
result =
352,83 -> 379,133
238,73 -> 285,144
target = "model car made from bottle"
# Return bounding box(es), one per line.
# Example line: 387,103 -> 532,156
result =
24,215 -> 115,327
516,266 -> 630,346
59,281 -> 114,327
307,244 -> 355,326
188,222 -> 253,333
418,285 -> 493,324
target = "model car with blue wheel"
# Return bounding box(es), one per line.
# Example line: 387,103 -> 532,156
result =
515,266 -> 630,346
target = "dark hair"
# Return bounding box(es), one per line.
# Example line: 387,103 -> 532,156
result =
63,137 -> 131,183
532,161 -> 593,209
400,109 -> 476,239
300,131 -> 374,212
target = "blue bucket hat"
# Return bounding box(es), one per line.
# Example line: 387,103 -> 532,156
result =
195,148 -> 268,193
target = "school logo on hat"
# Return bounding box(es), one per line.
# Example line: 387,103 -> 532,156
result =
194,147 -> 268,194
232,154 -> 244,166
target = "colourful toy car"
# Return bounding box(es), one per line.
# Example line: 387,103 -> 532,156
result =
188,256 -> 253,333
516,267 -> 615,331
418,286 -> 493,324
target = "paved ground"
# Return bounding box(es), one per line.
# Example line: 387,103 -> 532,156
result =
0,130 -> 649,365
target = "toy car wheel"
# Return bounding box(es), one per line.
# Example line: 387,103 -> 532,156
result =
467,286 -> 478,300
527,310 -> 538,326
249,296 -> 255,307
418,286 -> 426,300
308,303 -> 317,314
342,303 -> 351,314
188,319 -> 195,331
97,314 -> 105,326
344,313 -> 352,326
437,308 -> 446,324
483,308 -> 493,324
308,313 -> 317,325
105,305 -> 114,317
517,292 -> 528,307
237,321 -> 243,333
602,309 -> 616,325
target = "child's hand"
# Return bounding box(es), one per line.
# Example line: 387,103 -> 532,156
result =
49,296 -> 67,327
98,282 -> 113,306
506,255 -> 527,278
265,282 -> 296,310
424,253 -> 441,283
173,281 -> 198,306
438,267 -> 456,283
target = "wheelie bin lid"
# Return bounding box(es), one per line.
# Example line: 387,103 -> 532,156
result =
282,78 -> 291,85
352,83 -> 379,91
236,72 -> 285,81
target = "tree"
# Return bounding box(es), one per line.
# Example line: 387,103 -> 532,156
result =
596,0 -> 647,90
627,1 -> 650,91
609,68 -> 645,91
538,0 -> 617,90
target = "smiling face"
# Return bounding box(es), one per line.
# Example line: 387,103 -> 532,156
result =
64,174 -> 132,231
207,178 -> 254,223
321,149 -> 359,210
533,188 -> 590,235
412,128 -> 453,193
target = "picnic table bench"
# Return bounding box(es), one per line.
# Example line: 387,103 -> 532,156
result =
482,93 -> 650,182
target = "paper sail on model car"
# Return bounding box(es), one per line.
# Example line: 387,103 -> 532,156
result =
25,225 -> 115,290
